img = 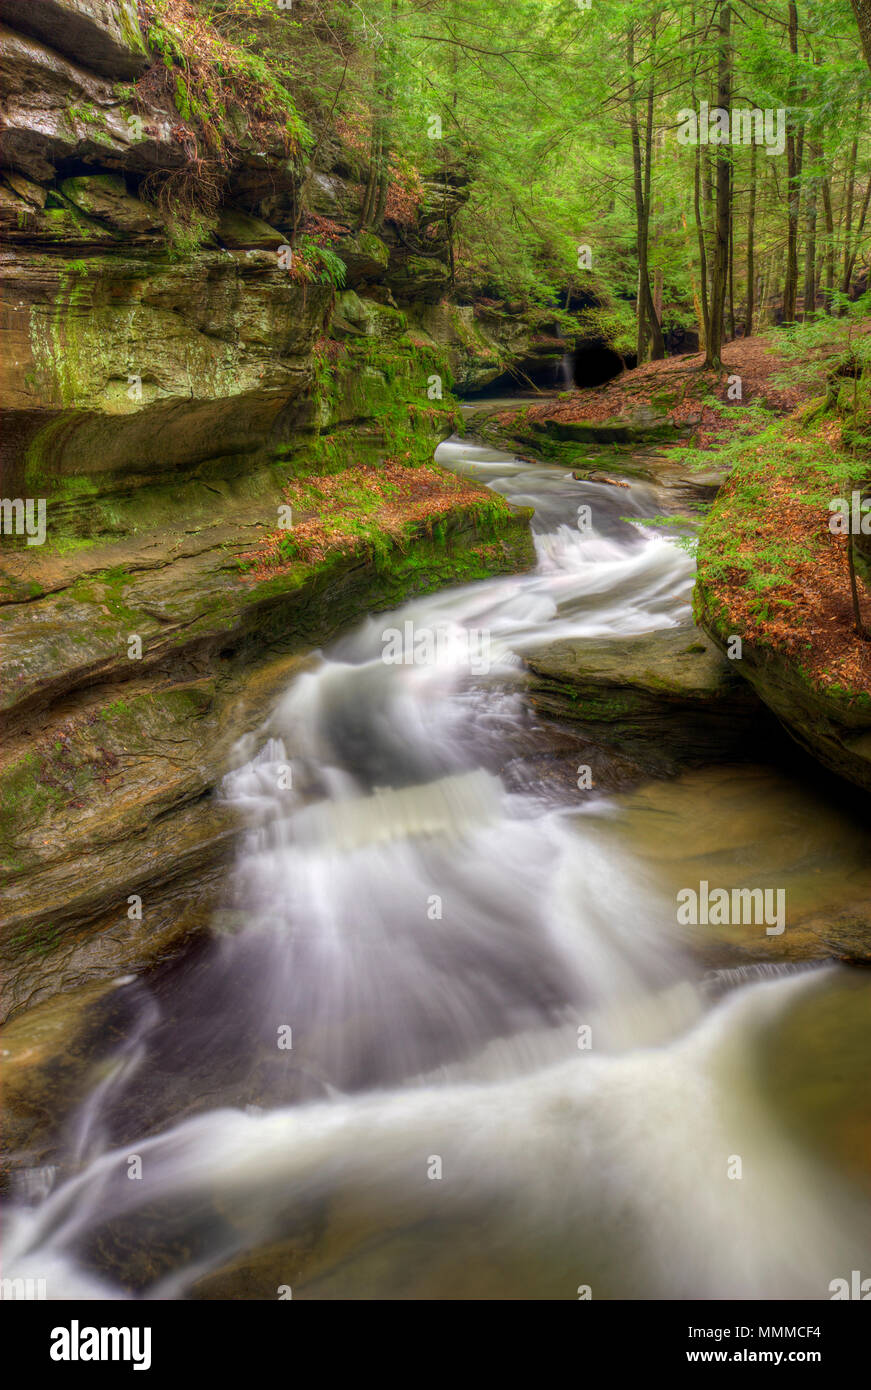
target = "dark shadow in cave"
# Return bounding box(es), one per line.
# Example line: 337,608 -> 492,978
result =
570,342 -> 629,387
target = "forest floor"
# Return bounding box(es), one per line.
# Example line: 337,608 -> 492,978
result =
695,400 -> 871,694
238,461 -> 510,579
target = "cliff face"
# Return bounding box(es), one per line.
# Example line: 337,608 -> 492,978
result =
0,1 -> 542,1021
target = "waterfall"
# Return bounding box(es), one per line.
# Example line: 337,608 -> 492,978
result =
5,435 -> 869,1301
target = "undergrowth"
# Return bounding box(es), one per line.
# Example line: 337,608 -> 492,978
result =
137,0 -> 311,237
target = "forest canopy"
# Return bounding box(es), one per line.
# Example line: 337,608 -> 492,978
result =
151,0 -> 871,368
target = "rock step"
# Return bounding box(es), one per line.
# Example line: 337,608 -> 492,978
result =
524,622 -> 780,775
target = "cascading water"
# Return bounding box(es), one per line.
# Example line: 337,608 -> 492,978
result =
5,436 -> 871,1300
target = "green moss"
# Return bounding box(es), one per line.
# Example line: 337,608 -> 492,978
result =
173,75 -> 192,120
303,330 -> 459,475
6,921 -> 65,959
100,699 -> 132,721
47,536 -> 99,557
360,508 -> 535,601
0,754 -> 65,857
67,567 -> 141,627
27,262 -> 98,410
115,0 -> 147,56
155,686 -> 214,718
54,475 -> 100,501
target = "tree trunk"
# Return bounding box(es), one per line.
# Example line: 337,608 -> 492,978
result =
728,160 -> 736,339
848,530 -> 870,639
693,139 -> 711,348
745,140 -> 757,336
821,174 -> 835,311
804,143 -> 818,319
842,178 -> 871,298
706,1 -> 732,368
628,25 -> 649,362
361,0 -> 397,233
840,126 -> 860,308
359,124 -> 381,230
851,0 -> 871,73
627,21 -> 665,364
760,255 -> 773,330
783,2 -> 803,324
682,211 -> 706,350
642,20 -> 665,359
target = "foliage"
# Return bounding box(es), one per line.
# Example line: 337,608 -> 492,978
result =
137,0 -> 311,227
296,236 -> 348,288
130,0 -> 871,356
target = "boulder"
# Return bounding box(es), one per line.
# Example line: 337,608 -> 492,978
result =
0,24 -> 179,182
533,415 -> 680,446
524,622 -> 775,774
216,207 -> 285,250
0,180 -> 119,243
58,173 -> 165,238
335,229 -> 390,286
0,0 -> 149,79
385,252 -> 450,304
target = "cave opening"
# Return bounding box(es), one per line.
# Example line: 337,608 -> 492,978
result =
570,343 -> 628,388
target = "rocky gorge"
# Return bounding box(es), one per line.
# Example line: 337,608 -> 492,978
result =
1,0 -> 871,1309
0,1 -> 567,1030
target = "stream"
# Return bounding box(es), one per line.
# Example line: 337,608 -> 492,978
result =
5,431 -> 871,1300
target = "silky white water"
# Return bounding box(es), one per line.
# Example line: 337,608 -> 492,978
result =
5,437 -> 870,1300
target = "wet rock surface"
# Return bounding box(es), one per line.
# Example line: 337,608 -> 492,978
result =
524,622 -> 777,773
697,596 -> 871,798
